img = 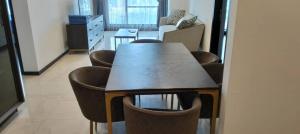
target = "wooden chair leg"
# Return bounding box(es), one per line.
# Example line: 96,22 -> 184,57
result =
90,121 -> 93,134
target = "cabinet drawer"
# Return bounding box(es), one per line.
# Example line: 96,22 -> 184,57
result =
87,15 -> 103,30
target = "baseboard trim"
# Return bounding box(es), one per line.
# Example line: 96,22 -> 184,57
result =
23,49 -> 69,75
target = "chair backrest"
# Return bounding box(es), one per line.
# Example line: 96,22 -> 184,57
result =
131,39 -> 163,43
202,63 -> 224,85
191,51 -> 220,65
123,96 -> 201,134
177,63 -> 224,119
89,50 -> 115,67
69,66 -> 124,123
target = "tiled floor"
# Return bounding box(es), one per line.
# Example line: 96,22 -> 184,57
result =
0,31 -> 213,134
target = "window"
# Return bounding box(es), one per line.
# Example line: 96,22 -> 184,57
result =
107,0 -> 159,30
127,0 -> 158,24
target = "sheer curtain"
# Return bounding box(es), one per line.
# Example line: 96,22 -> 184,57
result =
101,0 -> 160,31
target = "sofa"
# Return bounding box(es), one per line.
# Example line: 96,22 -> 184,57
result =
159,13 -> 205,51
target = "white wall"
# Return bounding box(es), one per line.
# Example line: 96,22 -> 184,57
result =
168,0 -> 190,14
220,0 -> 300,134
189,0 -> 215,51
12,0 -> 78,72
11,0 -> 38,72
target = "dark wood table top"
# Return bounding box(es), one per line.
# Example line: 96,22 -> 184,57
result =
106,43 -> 218,92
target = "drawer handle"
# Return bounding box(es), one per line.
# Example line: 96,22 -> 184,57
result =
95,24 -> 98,27
90,39 -> 93,42
96,34 -> 99,36
89,29 -> 92,31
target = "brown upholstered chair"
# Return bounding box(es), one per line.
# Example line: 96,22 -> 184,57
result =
69,66 -> 124,134
123,96 -> 201,134
191,51 -> 220,65
131,39 -> 163,43
89,50 -> 115,67
177,63 -> 224,118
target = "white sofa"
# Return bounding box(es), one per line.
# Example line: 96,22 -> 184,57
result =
159,14 -> 205,51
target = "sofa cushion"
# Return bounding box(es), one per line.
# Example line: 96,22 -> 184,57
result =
167,9 -> 186,25
176,16 -> 198,29
158,25 -> 177,40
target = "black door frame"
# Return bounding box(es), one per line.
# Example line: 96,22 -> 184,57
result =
0,0 -> 25,125
210,0 -> 228,62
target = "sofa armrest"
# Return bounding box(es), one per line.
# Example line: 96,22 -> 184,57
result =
163,24 -> 205,51
159,17 -> 169,26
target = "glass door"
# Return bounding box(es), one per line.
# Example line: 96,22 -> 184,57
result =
0,0 -> 24,124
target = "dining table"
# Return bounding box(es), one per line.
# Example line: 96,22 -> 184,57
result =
105,43 -> 219,134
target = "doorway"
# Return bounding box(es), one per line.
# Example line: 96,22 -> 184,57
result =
210,0 -> 231,62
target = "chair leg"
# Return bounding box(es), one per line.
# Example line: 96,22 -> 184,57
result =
90,121 -> 93,134
171,94 -> 174,110
177,100 -> 180,110
95,122 -> 97,133
138,95 -> 141,107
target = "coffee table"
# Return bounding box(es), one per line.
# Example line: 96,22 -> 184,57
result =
114,29 -> 139,50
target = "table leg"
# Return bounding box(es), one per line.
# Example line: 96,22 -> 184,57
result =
210,90 -> 219,134
197,90 -> 219,134
105,92 -> 127,134
105,93 -> 113,134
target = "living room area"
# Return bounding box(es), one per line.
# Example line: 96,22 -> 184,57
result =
67,0 -> 213,53
2,0 -> 300,134
2,0 -> 224,134
11,0 -> 220,74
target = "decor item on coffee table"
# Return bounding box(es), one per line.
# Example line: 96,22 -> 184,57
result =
159,13 -> 205,51
114,29 -> 139,50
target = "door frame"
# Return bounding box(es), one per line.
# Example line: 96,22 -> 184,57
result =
0,0 -> 25,124
210,0 -> 229,62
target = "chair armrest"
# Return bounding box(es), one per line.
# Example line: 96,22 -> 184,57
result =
159,17 -> 169,26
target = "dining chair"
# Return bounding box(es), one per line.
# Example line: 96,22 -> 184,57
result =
69,66 -> 125,134
130,39 -> 163,43
191,51 -> 220,65
89,50 -> 115,67
170,51 -> 219,110
177,63 -> 224,118
123,96 -> 201,134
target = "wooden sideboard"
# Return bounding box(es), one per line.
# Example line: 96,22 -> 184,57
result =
67,15 -> 104,51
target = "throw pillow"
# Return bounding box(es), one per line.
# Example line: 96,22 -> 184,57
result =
176,16 -> 198,29
167,9 -> 186,25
